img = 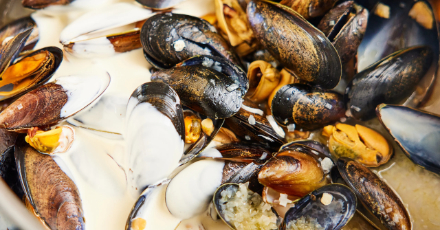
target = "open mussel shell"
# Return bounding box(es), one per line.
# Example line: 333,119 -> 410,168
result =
126,82 -> 185,192
125,179 -> 174,230
0,28 -> 32,77
0,46 -> 63,102
140,13 -> 241,69
318,1 -> 369,64
0,17 -> 38,51
151,55 -> 246,119
271,83 -> 345,130
135,0 -> 186,9
225,107 -> 285,151
357,0 -> 439,107
247,0 -> 341,89
15,138 -> 85,230
377,104 -> 440,175
0,72 -> 110,130
282,184 -> 357,230
346,46 -> 433,120
0,129 -> 21,198
337,157 -> 412,230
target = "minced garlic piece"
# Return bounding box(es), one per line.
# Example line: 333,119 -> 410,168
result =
375,3 -> 390,19
321,193 -> 333,206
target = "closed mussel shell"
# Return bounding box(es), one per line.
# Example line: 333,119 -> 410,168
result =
247,0 -> 341,89
151,56 -> 246,119
140,13 -> 241,69
337,157 -> 411,230
279,0 -> 338,19
346,46 -> 433,120
271,84 -> 345,130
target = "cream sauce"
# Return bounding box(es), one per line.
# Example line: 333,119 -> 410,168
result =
166,159 -> 225,219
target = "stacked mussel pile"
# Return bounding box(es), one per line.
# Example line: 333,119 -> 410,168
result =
0,0 -> 439,229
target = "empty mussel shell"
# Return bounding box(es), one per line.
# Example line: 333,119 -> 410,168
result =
377,104 -> 440,175
151,55 -> 246,119
337,157 -> 412,230
15,138 -> 85,230
247,0 -> 341,89
126,82 -> 185,192
140,13 -> 241,68
271,83 -> 345,130
0,46 -> 63,102
0,28 -> 32,77
282,184 -> 357,230
0,72 -> 110,130
346,46 -> 433,120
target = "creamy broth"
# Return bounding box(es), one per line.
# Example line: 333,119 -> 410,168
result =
12,0 -> 440,229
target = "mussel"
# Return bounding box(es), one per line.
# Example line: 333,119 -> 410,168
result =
337,157 -> 412,230
225,106 -> 285,151
279,0 -> 338,19
322,123 -> 393,167
0,73 -> 110,130
271,84 -> 345,130
140,13 -> 241,68
151,55 -> 247,119
125,180 -> 181,230
318,1 -> 369,64
0,17 -> 38,51
135,0 -> 186,9
282,184 -> 357,230
213,182 -> 280,230
377,104 -> 440,175
346,46 -> 433,120
22,0 -> 74,9
247,0 -> 341,89
15,138 -> 84,230
0,47 -> 63,102
125,82 -> 185,192
0,29 -> 32,77
258,149 -> 327,197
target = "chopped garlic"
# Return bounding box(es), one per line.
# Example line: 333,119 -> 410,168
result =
279,193 -> 293,207
266,115 -> 285,138
241,104 -> 264,116
248,115 -> 256,125
287,123 -> 296,132
173,39 -> 186,52
320,157 -> 334,174
321,193 -> 333,205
